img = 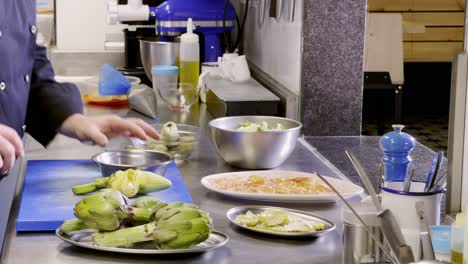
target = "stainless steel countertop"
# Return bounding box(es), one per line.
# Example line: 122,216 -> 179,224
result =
2,94 -> 356,264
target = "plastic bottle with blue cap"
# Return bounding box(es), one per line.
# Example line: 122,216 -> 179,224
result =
151,65 -> 179,93
380,124 -> 416,183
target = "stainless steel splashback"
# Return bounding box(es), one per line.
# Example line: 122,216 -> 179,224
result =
232,0 -> 304,120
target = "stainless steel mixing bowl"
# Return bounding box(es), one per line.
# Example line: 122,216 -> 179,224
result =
209,116 -> 302,169
92,150 -> 173,177
139,39 -> 179,81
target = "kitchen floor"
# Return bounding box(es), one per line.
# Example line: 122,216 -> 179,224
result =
362,62 -> 451,153
362,114 -> 449,152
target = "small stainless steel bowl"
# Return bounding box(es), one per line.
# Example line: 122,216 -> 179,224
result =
209,116 -> 302,169
92,150 -> 173,177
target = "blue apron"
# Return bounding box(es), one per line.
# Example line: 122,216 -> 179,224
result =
0,0 -> 83,146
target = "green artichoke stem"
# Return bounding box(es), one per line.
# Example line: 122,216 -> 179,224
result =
72,183 -> 98,195
60,219 -> 92,233
125,206 -> 153,223
94,177 -> 109,188
92,222 -> 157,248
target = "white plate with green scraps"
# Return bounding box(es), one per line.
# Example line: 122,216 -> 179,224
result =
226,206 -> 336,237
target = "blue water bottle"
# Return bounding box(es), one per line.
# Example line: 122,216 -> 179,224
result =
379,125 -> 416,183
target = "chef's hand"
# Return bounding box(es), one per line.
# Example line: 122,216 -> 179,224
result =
59,114 -> 159,147
0,124 -> 24,175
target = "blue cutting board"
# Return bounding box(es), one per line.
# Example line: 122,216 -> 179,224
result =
16,160 -> 193,232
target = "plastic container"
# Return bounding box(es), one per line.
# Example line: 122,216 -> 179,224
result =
179,18 -> 200,106
464,206 -> 468,264
199,63 -> 218,103
151,65 -> 178,92
342,197 -> 389,263
381,181 -> 444,260
451,212 -> 465,264
430,225 -> 452,261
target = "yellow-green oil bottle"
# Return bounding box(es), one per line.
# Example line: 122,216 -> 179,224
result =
179,18 -> 200,108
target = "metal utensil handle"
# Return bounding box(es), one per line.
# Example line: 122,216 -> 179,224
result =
287,0 -> 295,22
415,201 -> 436,260
428,152 -> 443,191
258,0 -> 268,27
314,172 -> 399,264
425,153 -> 439,192
429,168 -> 447,192
404,167 -> 415,192
276,0 -> 283,21
345,150 -> 383,211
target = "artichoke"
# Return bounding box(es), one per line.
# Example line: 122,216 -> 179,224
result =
153,215 -> 211,249
73,189 -> 129,231
73,189 -> 165,231
107,169 -> 140,197
92,207 -> 212,249
160,122 -> 180,142
136,171 -> 172,194
72,169 -> 172,197
128,197 -> 167,224
153,202 -> 197,221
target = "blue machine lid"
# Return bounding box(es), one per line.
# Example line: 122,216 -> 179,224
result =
152,65 -> 179,75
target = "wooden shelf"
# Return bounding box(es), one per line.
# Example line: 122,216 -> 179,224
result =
368,0 -> 465,12
404,27 -> 464,41
403,42 -> 463,62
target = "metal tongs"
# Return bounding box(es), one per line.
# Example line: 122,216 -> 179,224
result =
345,150 -> 415,264
313,171 -> 399,263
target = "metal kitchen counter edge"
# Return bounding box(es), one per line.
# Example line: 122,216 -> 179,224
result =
2,102 -> 365,264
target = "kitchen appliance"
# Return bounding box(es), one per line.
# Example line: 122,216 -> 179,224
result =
139,39 -> 179,81
16,160 -> 192,231
108,0 -> 236,64
155,0 -> 236,62
107,0 -> 166,82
